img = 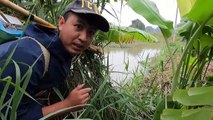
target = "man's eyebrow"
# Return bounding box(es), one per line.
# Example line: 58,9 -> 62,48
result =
77,17 -> 87,26
77,17 -> 97,30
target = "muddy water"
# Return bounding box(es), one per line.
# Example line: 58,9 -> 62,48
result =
104,43 -> 162,85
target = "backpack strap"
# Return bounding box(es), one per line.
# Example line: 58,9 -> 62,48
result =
22,36 -> 50,77
32,39 -> 50,77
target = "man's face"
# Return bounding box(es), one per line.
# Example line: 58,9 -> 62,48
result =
58,13 -> 97,55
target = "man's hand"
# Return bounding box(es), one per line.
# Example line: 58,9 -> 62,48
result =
42,84 -> 91,117
64,84 -> 91,109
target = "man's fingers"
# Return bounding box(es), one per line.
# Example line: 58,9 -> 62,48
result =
81,93 -> 89,99
79,88 -> 91,94
81,97 -> 89,104
75,84 -> 84,90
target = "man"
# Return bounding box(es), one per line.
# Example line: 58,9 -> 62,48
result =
0,0 -> 109,119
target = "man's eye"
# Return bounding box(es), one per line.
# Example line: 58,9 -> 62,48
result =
88,30 -> 96,36
74,24 -> 83,30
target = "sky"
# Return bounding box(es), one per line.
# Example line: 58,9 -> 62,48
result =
102,0 -> 181,28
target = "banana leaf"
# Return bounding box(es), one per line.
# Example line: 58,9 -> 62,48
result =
127,0 -> 173,39
173,86 -> 213,106
161,108 -> 213,120
97,26 -> 158,43
177,0 -> 213,26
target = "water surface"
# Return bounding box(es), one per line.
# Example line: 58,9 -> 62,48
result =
104,43 -> 161,85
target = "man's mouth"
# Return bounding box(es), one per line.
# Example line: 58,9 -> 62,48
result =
73,43 -> 84,51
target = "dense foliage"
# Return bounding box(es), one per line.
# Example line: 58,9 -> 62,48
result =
1,0 -> 212,119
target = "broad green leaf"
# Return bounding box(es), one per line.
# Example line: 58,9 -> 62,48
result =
193,35 -> 213,50
161,109 -> 182,120
175,21 -> 193,36
182,108 -> 213,120
173,86 -> 213,106
161,108 -> 213,120
188,86 -> 213,96
127,0 -> 173,38
98,26 -> 158,43
184,0 -> 213,25
177,0 -> 196,17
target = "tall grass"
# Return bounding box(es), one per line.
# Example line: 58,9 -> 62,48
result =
41,49 -> 150,120
0,2 -> 41,119
0,46 -> 40,119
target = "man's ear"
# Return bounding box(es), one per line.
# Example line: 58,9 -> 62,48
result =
58,16 -> 65,31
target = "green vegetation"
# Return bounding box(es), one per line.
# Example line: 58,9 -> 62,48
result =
160,0 -> 213,119
0,0 -> 212,120
0,46 -> 41,119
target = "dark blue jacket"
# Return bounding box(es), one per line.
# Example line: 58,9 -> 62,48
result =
0,23 -> 73,119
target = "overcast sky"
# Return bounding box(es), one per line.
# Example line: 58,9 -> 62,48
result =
102,0 -> 180,28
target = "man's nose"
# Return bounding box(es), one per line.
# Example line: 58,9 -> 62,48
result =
79,31 -> 87,42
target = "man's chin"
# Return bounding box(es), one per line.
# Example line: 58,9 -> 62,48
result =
69,50 -> 83,55
67,47 -> 86,55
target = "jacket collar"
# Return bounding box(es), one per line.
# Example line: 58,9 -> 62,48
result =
24,23 -> 73,62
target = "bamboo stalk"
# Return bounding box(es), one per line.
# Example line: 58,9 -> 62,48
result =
0,0 -> 56,28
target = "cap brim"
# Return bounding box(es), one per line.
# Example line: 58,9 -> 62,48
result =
71,9 -> 109,32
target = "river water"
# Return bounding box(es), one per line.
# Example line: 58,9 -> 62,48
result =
104,43 -> 161,85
